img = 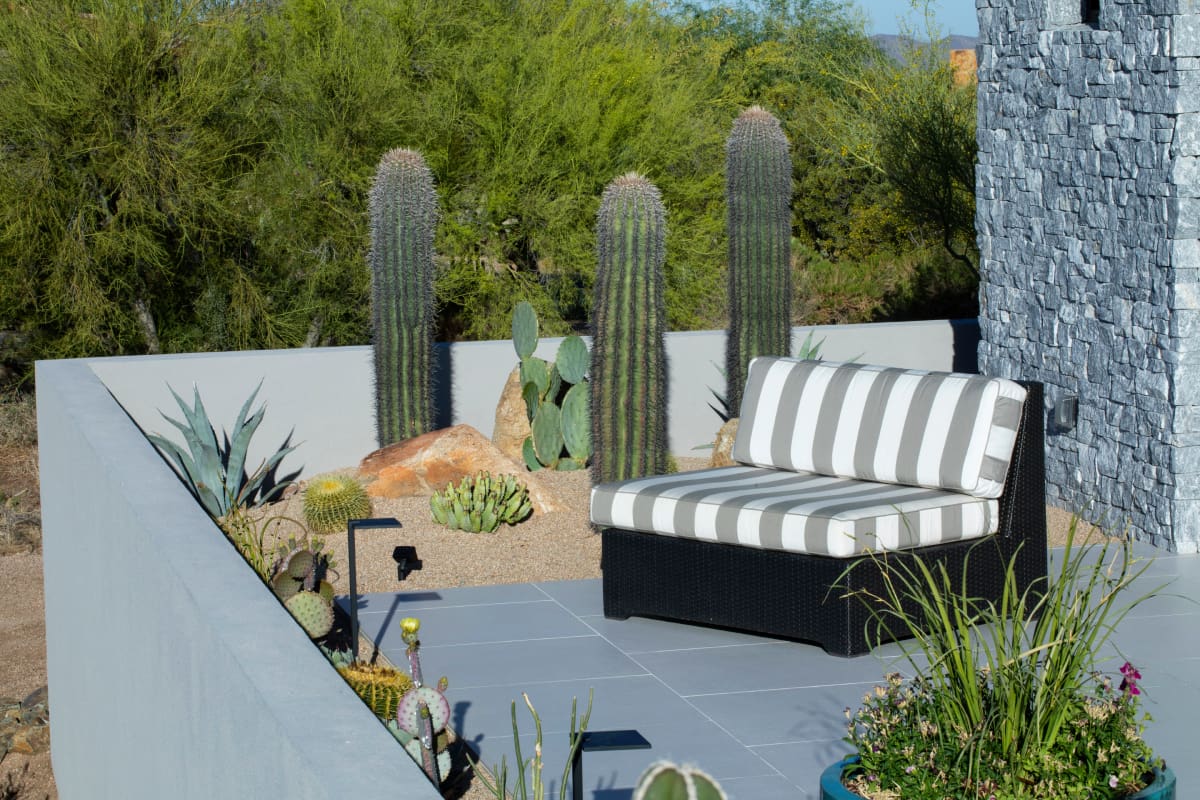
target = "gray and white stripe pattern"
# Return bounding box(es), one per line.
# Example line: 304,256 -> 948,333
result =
590,466 -> 998,557
732,358 -> 1027,499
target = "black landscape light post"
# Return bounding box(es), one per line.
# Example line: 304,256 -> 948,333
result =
570,729 -> 651,800
345,517 -> 414,661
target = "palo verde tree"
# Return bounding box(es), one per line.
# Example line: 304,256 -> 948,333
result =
0,0 -> 294,362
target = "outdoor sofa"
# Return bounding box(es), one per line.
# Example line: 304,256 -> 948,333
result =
590,357 -> 1047,656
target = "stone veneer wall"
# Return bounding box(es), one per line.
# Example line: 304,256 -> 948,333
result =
976,0 -> 1200,550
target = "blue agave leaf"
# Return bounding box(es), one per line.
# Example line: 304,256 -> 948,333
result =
225,381 -> 264,490
238,437 -> 300,508
146,432 -> 224,517
163,385 -> 224,492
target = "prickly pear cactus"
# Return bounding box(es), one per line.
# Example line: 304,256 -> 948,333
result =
284,590 -> 334,639
510,301 -> 592,471
396,617 -> 450,785
303,474 -> 372,534
429,471 -> 533,533
337,662 -> 414,721
634,761 -> 727,800
387,720 -> 452,781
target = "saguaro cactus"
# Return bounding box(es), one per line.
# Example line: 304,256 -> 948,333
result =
725,106 -> 793,414
591,173 -> 668,484
368,148 -> 437,447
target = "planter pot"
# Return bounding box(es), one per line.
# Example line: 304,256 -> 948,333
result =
819,755 -> 1177,800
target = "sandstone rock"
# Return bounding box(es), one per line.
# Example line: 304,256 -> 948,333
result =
359,424 -> 564,514
709,418 -> 740,468
9,724 -> 49,755
492,366 -> 531,464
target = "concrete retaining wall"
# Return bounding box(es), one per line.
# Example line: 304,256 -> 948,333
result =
36,319 -> 973,798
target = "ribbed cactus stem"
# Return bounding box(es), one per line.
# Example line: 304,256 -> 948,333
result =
368,148 -> 437,447
591,173 -> 668,484
725,106 -> 793,414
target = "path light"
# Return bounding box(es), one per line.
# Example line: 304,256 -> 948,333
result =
345,517 -> 405,661
571,729 -> 651,800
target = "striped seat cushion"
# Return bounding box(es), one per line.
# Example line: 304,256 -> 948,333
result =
590,466 -> 998,557
732,358 -> 1027,499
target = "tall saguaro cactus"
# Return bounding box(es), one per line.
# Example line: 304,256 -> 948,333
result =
368,148 -> 437,447
725,106 -> 793,415
591,173 -> 669,484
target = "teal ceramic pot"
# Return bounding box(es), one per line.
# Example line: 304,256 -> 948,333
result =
820,756 -> 1177,800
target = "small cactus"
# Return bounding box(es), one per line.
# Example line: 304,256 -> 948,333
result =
337,662 -> 415,721
634,761 -> 727,800
303,474 -> 372,534
284,590 -> 334,639
510,301 -> 592,471
429,471 -> 533,533
725,106 -> 793,415
269,538 -> 336,634
369,148 -> 437,447
591,173 -> 669,484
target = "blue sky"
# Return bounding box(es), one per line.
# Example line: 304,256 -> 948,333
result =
853,0 -> 979,37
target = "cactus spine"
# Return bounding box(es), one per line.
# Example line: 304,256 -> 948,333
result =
303,474 -> 372,534
337,662 -> 414,721
591,173 -> 669,484
368,148 -> 437,447
724,107 -> 793,415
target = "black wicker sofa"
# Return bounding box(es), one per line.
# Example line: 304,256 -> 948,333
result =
591,357 -> 1047,657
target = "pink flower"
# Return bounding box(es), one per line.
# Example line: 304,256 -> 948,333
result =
1109,775 -> 1119,789
1119,662 -> 1142,697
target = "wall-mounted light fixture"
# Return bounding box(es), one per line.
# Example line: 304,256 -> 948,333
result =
1055,394 -> 1079,432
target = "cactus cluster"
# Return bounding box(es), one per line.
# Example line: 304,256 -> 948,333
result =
391,617 -> 452,784
337,662 -> 415,721
270,540 -> 336,639
724,106 -> 793,415
430,471 -> 532,533
510,302 -> 592,471
369,147 -> 437,448
591,173 -> 669,484
302,474 -> 372,534
634,761 -> 727,800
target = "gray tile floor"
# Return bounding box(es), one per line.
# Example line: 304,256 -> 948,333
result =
340,542 -> 1200,799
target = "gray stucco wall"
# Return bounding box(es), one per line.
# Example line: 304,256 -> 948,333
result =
36,360 -> 440,800
90,319 -> 978,473
976,0 -> 1200,550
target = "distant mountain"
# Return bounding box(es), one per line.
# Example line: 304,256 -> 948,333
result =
871,34 -> 979,62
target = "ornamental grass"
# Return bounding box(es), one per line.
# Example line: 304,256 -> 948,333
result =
842,519 -> 1170,799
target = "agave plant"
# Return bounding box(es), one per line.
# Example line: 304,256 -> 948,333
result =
147,382 -> 300,518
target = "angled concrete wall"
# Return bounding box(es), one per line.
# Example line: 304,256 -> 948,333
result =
36,360 -> 440,800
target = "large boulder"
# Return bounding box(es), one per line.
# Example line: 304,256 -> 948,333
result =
491,366 -> 531,464
358,424 -> 563,514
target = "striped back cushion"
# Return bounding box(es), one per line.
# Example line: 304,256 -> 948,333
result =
731,358 -> 1027,499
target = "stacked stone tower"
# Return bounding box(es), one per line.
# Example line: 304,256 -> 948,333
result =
976,0 -> 1200,550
